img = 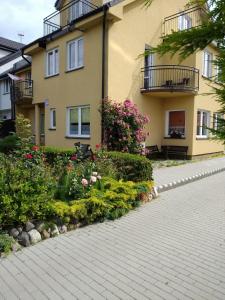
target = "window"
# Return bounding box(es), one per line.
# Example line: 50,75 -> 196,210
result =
50,109 -> 56,129
203,51 -> 213,78
67,106 -> 90,137
3,79 -> 10,94
25,71 -> 32,88
197,110 -> 210,138
46,48 -> 59,77
178,14 -> 192,31
213,113 -> 223,130
165,110 -> 185,138
67,38 -> 84,71
69,1 -> 90,22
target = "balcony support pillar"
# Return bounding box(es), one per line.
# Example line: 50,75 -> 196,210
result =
35,104 -> 40,146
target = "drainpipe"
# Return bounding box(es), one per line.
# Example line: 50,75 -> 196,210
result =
21,48 -> 31,66
101,4 -> 108,144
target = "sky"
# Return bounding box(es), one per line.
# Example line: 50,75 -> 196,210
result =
0,0 -> 56,45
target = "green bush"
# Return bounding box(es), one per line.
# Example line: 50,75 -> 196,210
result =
106,151 -> 153,182
0,234 -> 15,255
41,146 -> 75,165
0,154 -> 55,227
0,134 -> 21,153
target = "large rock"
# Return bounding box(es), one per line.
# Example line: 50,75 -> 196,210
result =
59,225 -> 67,234
25,222 -> 35,232
17,232 -> 30,247
28,229 -> 42,245
35,222 -> 45,233
42,229 -> 50,240
12,242 -> 22,253
10,228 -> 19,238
50,225 -> 59,237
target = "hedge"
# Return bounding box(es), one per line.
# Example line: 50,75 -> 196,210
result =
106,151 -> 153,182
41,146 -> 76,164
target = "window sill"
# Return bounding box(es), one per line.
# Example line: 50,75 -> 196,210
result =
48,128 -> 56,131
65,136 -> 90,140
202,75 -> 213,81
45,73 -> 59,79
196,137 -> 209,140
65,66 -> 84,74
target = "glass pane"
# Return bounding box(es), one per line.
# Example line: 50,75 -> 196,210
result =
48,52 -> 53,75
169,111 -> 185,136
52,110 -> 56,127
202,112 -> 208,135
77,39 -> 83,67
55,50 -> 59,74
69,42 -> 76,69
81,107 -> 90,135
70,108 -> 78,135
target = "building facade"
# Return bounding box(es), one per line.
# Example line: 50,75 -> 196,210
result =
22,0 -> 224,157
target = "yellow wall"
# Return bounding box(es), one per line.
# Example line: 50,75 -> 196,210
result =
31,24 -> 103,148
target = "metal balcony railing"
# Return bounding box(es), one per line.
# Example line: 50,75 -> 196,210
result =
43,0 -> 99,36
163,6 -> 207,36
11,80 -> 33,103
141,65 -> 199,93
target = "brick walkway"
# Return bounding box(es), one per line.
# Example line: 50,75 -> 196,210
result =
154,156 -> 225,187
0,172 -> 225,299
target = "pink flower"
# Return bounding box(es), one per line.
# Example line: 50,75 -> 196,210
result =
81,178 -> 88,186
90,176 -> 97,183
70,155 -> 77,161
32,145 -> 39,151
97,175 -> 102,180
24,153 -> 33,159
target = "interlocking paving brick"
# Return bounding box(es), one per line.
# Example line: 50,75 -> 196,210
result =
0,171 -> 225,299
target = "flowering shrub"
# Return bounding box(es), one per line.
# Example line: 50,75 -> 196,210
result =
102,99 -> 150,153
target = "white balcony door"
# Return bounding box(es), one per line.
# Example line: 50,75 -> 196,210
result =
144,50 -> 154,89
69,1 -> 91,22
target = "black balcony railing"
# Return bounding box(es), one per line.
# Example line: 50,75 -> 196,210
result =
163,6 -> 207,36
11,80 -> 33,103
141,65 -> 199,93
43,0 -> 99,35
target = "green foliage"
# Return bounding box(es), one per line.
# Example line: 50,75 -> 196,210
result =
106,151 -> 153,182
0,234 -> 15,255
0,134 -> 21,153
41,146 -> 75,165
52,201 -> 87,223
0,154 -> 55,227
15,114 -> 33,148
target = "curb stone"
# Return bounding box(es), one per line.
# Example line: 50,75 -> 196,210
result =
154,166 -> 225,196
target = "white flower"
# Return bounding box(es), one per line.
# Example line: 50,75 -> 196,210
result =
97,175 -> 102,180
92,172 -> 98,176
90,176 -> 97,183
81,178 -> 88,186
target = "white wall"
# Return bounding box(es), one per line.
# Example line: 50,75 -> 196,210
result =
0,79 -> 11,120
0,49 -> 11,58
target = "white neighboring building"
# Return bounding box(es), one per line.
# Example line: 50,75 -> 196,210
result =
0,37 -> 25,120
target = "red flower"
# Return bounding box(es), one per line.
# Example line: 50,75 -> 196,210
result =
70,155 -> 77,161
96,144 -> 101,149
24,153 -> 33,159
32,145 -> 39,151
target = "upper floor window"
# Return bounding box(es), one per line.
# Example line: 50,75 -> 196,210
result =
203,50 -> 213,78
178,14 -> 192,31
67,105 -> 90,137
69,1 -> 91,22
50,108 -> 56,129
197,110 -> 210,138
3,79 -> 10,94
67,38 -> 84,71
46,48 -> 59,77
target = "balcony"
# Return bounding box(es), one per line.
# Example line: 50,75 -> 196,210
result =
141,65 -> 199,95
11,80 -> 33,103
43,0 -> 99,36
163,6 -> 207,36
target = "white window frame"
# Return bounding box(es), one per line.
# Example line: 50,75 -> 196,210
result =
67,37 -> 84,71
69,1 -> 91,22
3,79 -> 10,94
196,110 -> 210,138
50,108 -> 56,129
165,110 -> 186,138
66,105 -> 90,138
46,48 -> 59,77
178,13 -> 192,31
213,112 -> 223,130
203,50 -> 213,78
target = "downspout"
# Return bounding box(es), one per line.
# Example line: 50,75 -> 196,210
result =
101,4 -> 108,144
21,48 -> 31,66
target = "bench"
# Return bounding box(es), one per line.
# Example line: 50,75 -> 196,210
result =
161,145 -> 188,160
145,145 -> 160,159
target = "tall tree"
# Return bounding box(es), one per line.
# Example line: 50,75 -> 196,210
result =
146,0 -> 225,142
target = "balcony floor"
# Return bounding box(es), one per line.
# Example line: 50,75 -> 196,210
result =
141,87 -> 198,98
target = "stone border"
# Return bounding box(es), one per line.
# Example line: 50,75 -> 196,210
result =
154,166 -> 225,195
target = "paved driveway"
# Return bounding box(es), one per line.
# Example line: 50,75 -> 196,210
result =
0,172 -> 225,300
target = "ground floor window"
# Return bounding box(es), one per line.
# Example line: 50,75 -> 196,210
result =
67,105 -> 90,137
165,110 -> 185,138
213,112 -> 223,130
197,110 -> 210,138
50,108 -> 56,129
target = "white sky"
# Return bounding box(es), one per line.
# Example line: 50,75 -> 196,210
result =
0,0 -> 56,44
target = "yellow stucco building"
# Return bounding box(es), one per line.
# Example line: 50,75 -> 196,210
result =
19,0 -> 224,157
